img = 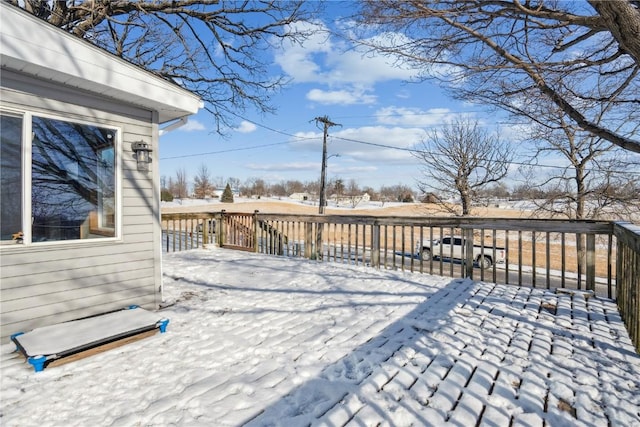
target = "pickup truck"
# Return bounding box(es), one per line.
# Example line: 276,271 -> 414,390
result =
417,236 -> 506,269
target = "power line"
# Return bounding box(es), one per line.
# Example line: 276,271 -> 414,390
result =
232,111 -> 640,176
330,135 -> 640,176
221,106 -> 306,140
160,140 -> 293,160
161,111 -> 639,177
332,135 -> 415,152
230,111 -> 640,176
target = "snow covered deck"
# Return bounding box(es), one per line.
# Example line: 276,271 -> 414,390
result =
2,247 -> 639,426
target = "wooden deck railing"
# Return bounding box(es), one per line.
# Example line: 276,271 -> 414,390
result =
161,211 -> 639,352
613,222 -> 640,353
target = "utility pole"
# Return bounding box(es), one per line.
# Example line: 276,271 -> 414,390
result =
312,115 -> 341,214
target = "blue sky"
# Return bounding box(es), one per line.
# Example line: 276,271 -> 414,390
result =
157,7 -> 518,191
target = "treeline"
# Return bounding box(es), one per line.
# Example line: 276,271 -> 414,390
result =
161,168 -> 415,204
476,182 -> 639,202
161,164 -> 639,221
162,170 -> 638,205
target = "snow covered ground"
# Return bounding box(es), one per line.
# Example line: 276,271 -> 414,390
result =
2,247 -> 639,426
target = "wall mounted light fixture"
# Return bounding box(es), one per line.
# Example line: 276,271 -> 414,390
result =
131,141 -> 153,172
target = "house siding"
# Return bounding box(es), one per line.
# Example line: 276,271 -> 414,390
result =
0,75 -> 162,339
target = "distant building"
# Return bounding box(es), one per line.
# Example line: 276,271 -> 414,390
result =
213,188 -> 239,198
290,192 -> 314,201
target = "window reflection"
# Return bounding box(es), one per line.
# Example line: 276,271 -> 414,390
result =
31,117 -> 116,241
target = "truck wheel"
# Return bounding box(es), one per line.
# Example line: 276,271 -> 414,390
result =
478,255 -> 492,269
421,249 -> 432,261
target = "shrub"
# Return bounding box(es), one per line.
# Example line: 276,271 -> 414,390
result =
161,189 -> 174,202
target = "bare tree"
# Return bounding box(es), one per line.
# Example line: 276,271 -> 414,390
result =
244,177 -> 268,198
270,181 -> 288,198
192,164 -> 213,199
345,179 -> 363,208
414,118 -> 513,216
331,178 -> 344,206
228,177 -> 241,194
522,108 -> 640,221
284,179 -> 305,195
160,175 -> 174,202
477,183 -> 510,202
213,176 -> 226,190
354,1 -> 640,153
11,1 -> 321,133
304,180 -> 321,198
379,184 -> 415,205
345,179 -> 360,196
172,168 -> 189,200
516,100 -> 640,282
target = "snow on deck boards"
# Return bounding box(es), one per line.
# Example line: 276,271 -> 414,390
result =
250,279 -> 639,426
13,307 -> 163,357
1,248 -> 639,426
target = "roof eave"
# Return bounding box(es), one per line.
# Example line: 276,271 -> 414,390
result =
0,3 -> 202,123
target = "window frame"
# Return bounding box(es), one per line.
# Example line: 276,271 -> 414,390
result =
0,110 -> 26,244
1,108 -> 122,246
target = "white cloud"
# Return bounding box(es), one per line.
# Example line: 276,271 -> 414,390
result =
180,119 -> 206,132
235,121 -> 257,133
274,21 -> 418,90
330,165 -> 378,174
335,126 -> 426,149
306,88 -> 376,105
395,89 -> 411,99
328,47 -> 416,86
274,21 -> 333,84
290,125 -> 426,166
374,106 -> 464,127
342,132 -> 419,162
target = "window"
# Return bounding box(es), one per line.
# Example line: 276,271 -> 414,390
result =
1,112 -> 118,243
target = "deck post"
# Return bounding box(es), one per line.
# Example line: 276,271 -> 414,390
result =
586,233 -> 596,291
305,222 -> 313,259
316,222 -> 324,260
464,228 -> 474,279
371,223 -> 380,268
218,210 -> 226,247
253,210 -> 260,253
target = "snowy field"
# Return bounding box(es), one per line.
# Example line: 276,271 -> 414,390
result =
2,247 -> 639,426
